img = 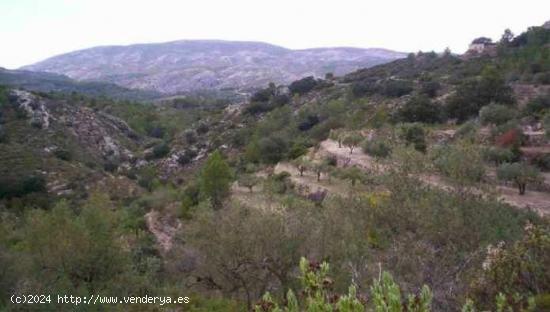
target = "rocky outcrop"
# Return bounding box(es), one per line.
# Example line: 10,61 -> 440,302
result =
9,89 -> 51,129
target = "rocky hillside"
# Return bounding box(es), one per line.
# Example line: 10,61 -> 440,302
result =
0,68 -> 161,100
22,40 -> 405,94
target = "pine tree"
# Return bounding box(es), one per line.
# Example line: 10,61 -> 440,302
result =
199,150 -> 233,208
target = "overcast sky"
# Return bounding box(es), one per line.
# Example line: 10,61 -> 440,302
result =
1,0 -> 549,69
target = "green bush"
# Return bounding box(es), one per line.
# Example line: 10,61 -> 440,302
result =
400,123 -> 427,153
497,162 -> 540,195
482,147 -> 516,166
147,142 -> 170,160
524,95 -> 550,116
434,143 -> 485,184
380,79 -> 414,97
362,139 -> 392,158
479,103 -> 516,125
53,149 -> 72,161
397,95 -> 442,123
289,76 -> 318,95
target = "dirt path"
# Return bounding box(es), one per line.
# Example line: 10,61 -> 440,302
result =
317,139 -> 550,216
145,210 -> 181,252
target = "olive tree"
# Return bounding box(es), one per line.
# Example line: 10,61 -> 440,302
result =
343,134 -> 363,154
497,162 -> 541,195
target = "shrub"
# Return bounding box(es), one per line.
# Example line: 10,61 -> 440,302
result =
494,128 -> 523,148
434,143 -> 485,184
254,257 -> 432,311
258,136 -> 288,164
184,130 -> 197,145
455,120 -> 478,139
151,143 -> 170,159
380,79 -> 414,97
482,147 -> 516,166
400,123 -> 427,153
479,103 -> 516,125
468,225 -> 550,311
177,149 -> 198,166
288,76 -> 318,95
297,114 -> 320,131
103,161 -> 119,172
0,175 -> 47,199
420,80 -> 441,97
362,139 -> 392,158
524,95 -> 550,116
446,67 -> 514,122
533,154 -> 550,171
397,95 -> 442,123
53,149 -> 72,161
497,162 -> 540,195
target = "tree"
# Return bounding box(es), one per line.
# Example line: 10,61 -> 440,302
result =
446,67 -> 514,122
398,95 -> 441,123
310,162 -> 326,182
341,166 -> 364,186
500,28 -> 515,44
238,174 -> 259,192
482,147 -> 515,166
199,150 -> 233,208
329,129 -> 344,148
497,162 -> 541,195
400,123 -> 427,153
343,134 -> 362,154
288,76 -> 318,95
479,103 -> 516,125
362,139 -> 392,158
292,156 -> 309,177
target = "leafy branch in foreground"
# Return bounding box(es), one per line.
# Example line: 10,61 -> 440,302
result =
254,257 -> 432,312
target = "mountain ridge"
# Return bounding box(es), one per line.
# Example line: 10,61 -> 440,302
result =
22,39 -> 406,94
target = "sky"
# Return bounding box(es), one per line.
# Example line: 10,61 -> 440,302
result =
1,0 -> 549,69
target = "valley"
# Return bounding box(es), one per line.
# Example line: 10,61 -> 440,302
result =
1,21 -> 550,312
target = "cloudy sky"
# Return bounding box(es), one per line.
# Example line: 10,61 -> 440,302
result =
1,0 -> 549,69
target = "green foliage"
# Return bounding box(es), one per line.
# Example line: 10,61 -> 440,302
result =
0,174 -> 47,200
343,133 -> 363,154
419,80 -> 441,98
397,95 -> 442,123
199,150 -> 233,208
433,143 -> 485,184
482,147 -> 516,166
468,224 -> 549,311
339,166 -> 365,186
289,76 -> 319,95
362,139 -> 392,158
53,148 -> 73,161
147,142 -> 170,160
380,79 -> 414,97
497,162 -> 541,195
524,95 -> 550,116
400,123 -> 427,153
446,66 -> 514,122
479,103 -> 516,125
255,258 -> 433,312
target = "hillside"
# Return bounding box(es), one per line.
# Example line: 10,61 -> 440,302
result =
1,23 -> 550,312
21,40 -> 406,93
0,68 -> 161,100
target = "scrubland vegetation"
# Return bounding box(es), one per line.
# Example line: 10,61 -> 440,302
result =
1,24 -> 550,311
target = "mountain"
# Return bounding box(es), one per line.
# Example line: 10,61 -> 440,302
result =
21,40 -> 406,94
0,67 -> 161,100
